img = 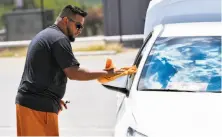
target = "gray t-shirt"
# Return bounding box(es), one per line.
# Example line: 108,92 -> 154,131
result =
16,24 -> 79,113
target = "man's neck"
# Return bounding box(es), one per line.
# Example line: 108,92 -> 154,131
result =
54,21 -> 68,37
54,21 -> 75,42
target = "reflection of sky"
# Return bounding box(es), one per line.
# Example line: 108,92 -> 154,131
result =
138,36 -> 222,92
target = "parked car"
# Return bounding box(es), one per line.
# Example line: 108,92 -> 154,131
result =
103,22 -> 222,137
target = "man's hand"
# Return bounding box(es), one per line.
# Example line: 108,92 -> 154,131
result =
105,68 -> 124,77
64,66 -> 124,81
60,99 -> 70,111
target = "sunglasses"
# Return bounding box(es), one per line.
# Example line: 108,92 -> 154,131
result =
67,18 -> 84,30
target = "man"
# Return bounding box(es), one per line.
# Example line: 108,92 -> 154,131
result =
15,5 -> 121,136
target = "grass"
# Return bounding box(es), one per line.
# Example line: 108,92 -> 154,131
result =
0,43 -> 124,57
0,47 -> 28,57
73,43 -> 123,53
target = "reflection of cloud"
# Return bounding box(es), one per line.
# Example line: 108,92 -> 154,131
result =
169,56 -> 221,82
141,73 -> 162,89
148,73 -> 162,88
154,41 -> 198,61
168,60 -> 192,68
140,36 -> 221,91
190,37 -> 213,43
207,49 -> 221,59
154,37 -> 175,45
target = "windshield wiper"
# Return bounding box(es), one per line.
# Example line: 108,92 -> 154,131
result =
139,89 -> 221,93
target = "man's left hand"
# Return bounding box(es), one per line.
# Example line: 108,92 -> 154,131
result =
60,99 -> 70,111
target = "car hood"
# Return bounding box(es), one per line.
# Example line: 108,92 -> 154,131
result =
132,91 -> 222,137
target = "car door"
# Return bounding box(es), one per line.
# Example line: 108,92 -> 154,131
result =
126,31 -> 153,91
116,31 -> 154,123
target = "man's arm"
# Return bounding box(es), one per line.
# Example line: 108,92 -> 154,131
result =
63,66 -> 113,81
51,38 -> 120,80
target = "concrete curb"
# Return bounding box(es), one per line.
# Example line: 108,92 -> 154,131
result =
0,50 -> 118,58
74,50 -> 117,56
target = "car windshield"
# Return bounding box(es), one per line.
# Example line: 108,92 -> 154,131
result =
138,36 -> 221,93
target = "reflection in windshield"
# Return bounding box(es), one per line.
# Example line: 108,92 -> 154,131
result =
138,36 -> 221,92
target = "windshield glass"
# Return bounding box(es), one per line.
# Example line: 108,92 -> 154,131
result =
138,36 -> 221,93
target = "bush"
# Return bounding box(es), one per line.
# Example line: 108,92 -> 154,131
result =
80,5 -> 104,36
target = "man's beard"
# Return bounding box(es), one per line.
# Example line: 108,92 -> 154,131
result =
67,26 -> 75,42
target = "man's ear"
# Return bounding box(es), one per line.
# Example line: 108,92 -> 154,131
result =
62,17 -> 69,24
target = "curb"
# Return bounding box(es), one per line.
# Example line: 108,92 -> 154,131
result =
0,51 -> 117,58
74,50 -> 117,56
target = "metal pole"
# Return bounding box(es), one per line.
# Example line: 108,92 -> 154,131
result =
117,0 -> 122,43
40,0 -> 44,29
15,0 -> 24,9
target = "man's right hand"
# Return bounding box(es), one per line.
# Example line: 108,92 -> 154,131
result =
105,68 -> 124,77
63,66 -> 124,81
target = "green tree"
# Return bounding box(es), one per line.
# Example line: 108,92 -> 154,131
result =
34,0 -> 104,36
34,0 -> 81,20
0,5 -> 14,29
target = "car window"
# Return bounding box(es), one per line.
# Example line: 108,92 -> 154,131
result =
126,32 -> 153,90
138,36 -> 222,93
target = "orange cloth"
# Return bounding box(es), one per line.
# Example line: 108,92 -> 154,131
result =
16,104 -> 59,136
97,58 -> 137,84
103,58 -> 116,70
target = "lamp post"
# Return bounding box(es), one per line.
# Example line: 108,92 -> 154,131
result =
15,0 -> 23,9
117,0 -> 122,43
40,0 -> 44,29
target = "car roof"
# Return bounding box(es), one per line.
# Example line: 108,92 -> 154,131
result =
148,0 -> 220,13
158,22 -> 222,37
144,0 -> 221,37
147,0 -> 220,16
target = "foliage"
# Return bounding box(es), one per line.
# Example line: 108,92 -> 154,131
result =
0,5 -> 14,29
34,0 -> 81,20
33,0 -> 104,36
0,0 -> 104,36
81,5 -> 104,36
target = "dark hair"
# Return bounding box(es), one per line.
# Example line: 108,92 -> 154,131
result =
59,5 -> 88,18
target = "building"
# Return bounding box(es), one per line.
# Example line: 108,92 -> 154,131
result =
102,0 -> 151,47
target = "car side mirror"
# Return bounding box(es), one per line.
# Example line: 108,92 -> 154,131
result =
101,76 -> 129,97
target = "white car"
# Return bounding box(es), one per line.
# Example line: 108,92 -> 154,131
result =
103,22 -> 222,137
144,0 -> 221,37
